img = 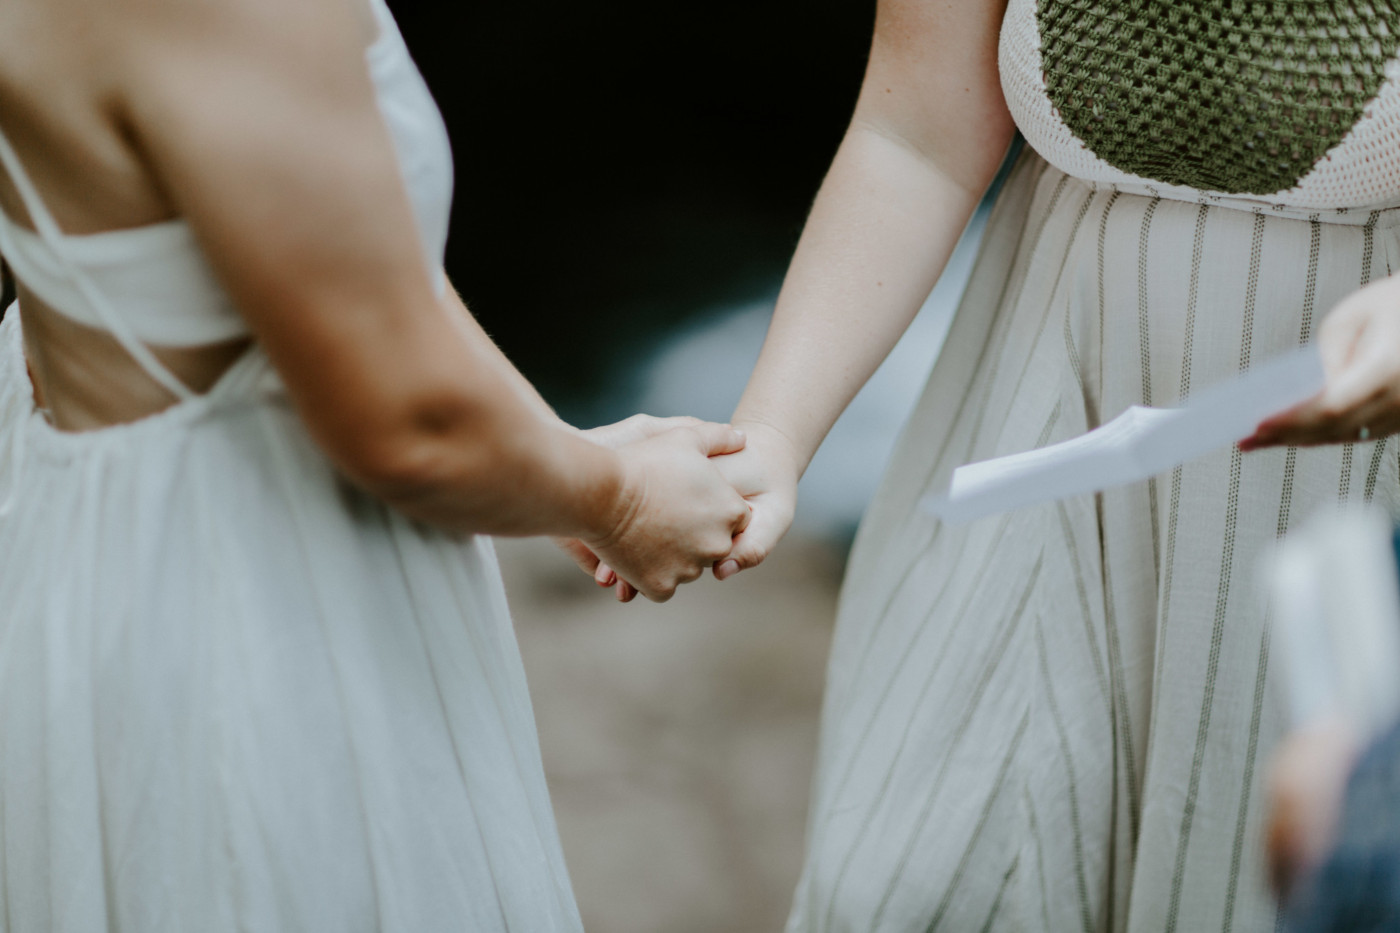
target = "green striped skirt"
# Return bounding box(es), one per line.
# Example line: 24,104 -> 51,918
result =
787,150 -> 1400,933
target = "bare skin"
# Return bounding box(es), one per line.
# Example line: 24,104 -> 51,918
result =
593,0 -> 1015,593
593,0 -> 1400,592
0,0 -> 748,601
1265,723 -> 1360,899
1243,274 -> 1400,450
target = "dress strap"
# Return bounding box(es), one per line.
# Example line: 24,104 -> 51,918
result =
0,125 -> 194,400
0,308 -> 28,519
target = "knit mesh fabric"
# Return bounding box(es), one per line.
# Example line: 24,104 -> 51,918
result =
1035,0 -> 1400,194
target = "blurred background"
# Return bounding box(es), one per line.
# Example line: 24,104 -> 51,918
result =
385,3 -> 989,930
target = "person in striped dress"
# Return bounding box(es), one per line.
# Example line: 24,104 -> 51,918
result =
694,0 -> 1400,929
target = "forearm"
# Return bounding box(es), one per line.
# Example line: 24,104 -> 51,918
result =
323,292 -> 623,539
367,405 -> 627,540
732,124 -> 1000,472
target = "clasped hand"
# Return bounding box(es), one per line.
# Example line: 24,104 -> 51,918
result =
1243,275 -> 1400,449
556,416 -> 801,603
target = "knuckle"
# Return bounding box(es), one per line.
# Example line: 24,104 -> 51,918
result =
642,572 -> 675,599
703,539 -> 732,561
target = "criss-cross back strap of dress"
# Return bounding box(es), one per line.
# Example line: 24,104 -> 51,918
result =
0,125 -> 195,401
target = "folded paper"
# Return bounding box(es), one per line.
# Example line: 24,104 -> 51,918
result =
923,346 -> 1326,524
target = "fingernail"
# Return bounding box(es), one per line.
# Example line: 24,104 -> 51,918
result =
716,560 -> 740,580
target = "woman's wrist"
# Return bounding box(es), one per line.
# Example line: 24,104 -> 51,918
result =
568,439 -> 640,549
730,415 -> 807,484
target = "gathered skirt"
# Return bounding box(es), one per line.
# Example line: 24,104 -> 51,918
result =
788,150 -> 1400,932
0,311 -> 583,931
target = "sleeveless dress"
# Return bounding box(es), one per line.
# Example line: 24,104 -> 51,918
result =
0,3 -> 583,930
788,2 -> 1400,932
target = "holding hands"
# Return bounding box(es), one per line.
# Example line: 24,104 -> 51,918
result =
557,416 -> 800,602
557,416 -> 753,603
708,421 -> 801,582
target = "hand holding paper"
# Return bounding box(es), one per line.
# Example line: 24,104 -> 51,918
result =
1244,274 -> 1400,449
924,346 -> 1326,524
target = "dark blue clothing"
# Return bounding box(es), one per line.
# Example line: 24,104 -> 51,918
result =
1288,719 -> 1400,931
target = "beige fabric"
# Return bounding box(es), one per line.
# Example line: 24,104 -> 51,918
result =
788,150 -> 1400,932
1000,0 -> 1400,214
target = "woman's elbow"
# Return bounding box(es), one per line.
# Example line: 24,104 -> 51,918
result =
324,390 -> 503,507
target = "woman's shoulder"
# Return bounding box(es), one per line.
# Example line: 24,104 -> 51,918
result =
83,0 -> 379,90
0,0 -> 381,237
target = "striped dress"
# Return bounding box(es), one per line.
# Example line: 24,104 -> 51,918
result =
787,1 -> 1400,931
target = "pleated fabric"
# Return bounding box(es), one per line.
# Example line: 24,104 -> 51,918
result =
0,313 -> 584,932
787,149 -> 1400,933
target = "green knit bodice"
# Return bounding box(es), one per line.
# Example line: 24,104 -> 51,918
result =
1037,0 -> 1400,194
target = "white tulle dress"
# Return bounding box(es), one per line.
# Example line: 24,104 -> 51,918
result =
0,2 -> 583,930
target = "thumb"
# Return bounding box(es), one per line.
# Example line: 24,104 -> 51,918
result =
1318,300 -> 1370,378
688,422 -> 747,457
714,525 -> 768,581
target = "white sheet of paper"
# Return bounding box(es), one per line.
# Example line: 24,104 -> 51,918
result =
923,346 -> 1326,524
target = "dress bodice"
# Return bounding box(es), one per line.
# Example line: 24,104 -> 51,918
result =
1000,0 -> 1400,212
0,0 -> 453,348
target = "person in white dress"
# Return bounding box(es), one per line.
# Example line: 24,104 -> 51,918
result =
0,0 -> 752,928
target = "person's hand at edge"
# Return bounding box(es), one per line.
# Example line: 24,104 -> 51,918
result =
1243,276 -> 1400,450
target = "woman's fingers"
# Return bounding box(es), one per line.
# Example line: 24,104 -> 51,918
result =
1250,377 -> 1399,447
715,529 -> 763,581
580,423 -> 754,604
1243,297 -> 1400,449
712,449 -> 765,498
732,500 -> 754,536
688,422 -> 747,458
581,414 -> 707,449
552,536 -> 601,576
713,496 -> 793,581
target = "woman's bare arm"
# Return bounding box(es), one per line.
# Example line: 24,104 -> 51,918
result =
97,0 -> 747,599
712,0 -> 1016,576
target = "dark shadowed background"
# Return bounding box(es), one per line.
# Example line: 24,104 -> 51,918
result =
385,0 -> 875,419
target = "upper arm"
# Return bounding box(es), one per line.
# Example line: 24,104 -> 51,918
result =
854,0 -> 1015,194
110,0 -> 475,469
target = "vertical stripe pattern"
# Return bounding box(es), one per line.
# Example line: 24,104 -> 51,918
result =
787,154 -> 1400,933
